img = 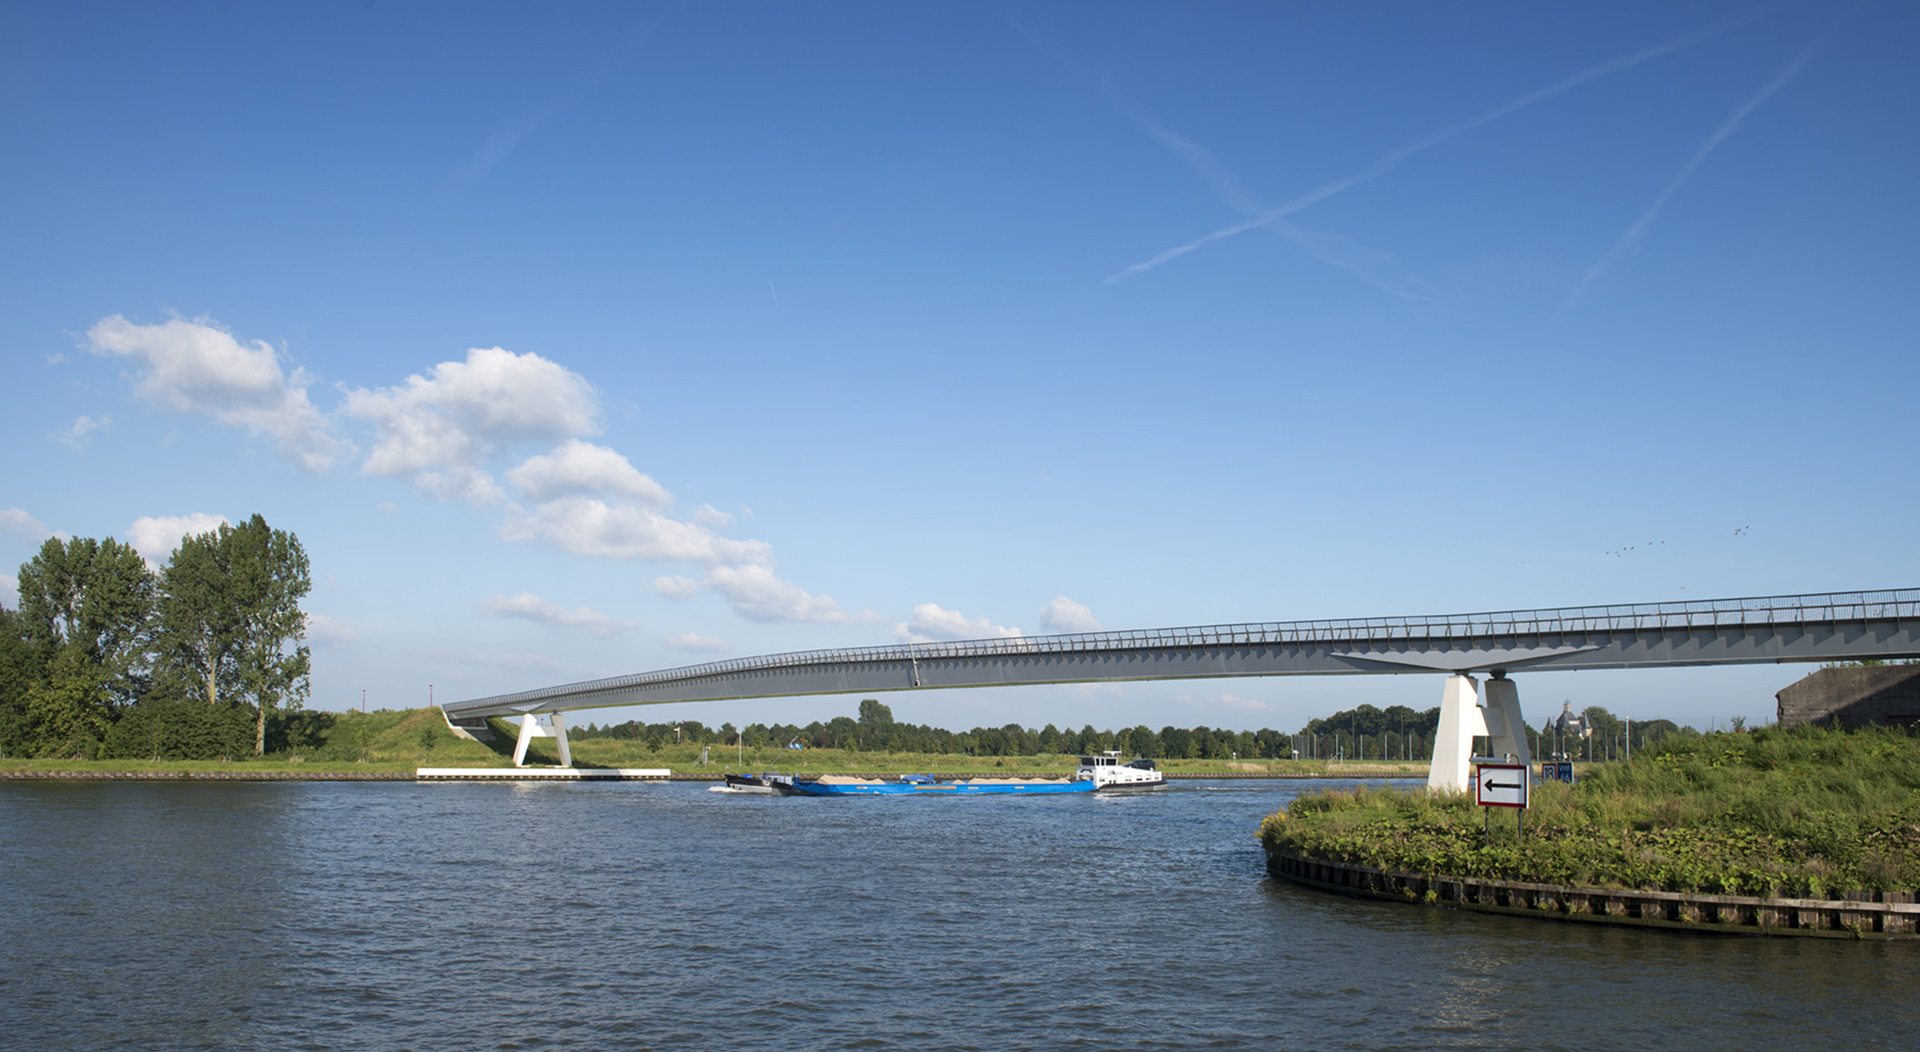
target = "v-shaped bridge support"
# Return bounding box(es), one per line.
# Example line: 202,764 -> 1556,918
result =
511,712 -> 573,768
1427,671 -> 1531,793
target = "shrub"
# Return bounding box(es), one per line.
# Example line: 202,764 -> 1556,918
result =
102,695 -> 255,761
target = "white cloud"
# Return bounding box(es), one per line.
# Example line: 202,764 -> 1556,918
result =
1,508 -> 52,540
489,445 -> 844,626
125,513 -> 230,565
1038,595 -> 1102,633
1178,692 -> 1270,713
345,354 -> 836,625
306,613 -> 358,645
653,575 -> 701,599
416,468 -> 504,506
506,439 -> 671,505
707,564 -> 853,624
894,602 -> 1023,643
426,648 -> 563,676
86,314 -> 346,472
343,346 -> 597,502
665,632 -> 730,653
80,326 -> 854,631
52,414 -> 111,450
480,591 -> 637,637
0,573 -> 16,609
501,496 -> 771,564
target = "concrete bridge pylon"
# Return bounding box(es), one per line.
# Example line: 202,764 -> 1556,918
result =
1427,671 -> 1533,793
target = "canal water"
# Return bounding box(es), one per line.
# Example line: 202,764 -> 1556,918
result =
2,778 -> 1914,1050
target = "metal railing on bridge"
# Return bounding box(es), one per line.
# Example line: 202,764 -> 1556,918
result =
465,588 -> 1918,711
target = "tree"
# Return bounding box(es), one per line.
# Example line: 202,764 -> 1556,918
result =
0,607 -> 40,756
25,647 -> 113,757
1037,722 -> 1060,753
155,515 -> 312,756
857,698 -> 894,729
156,527 -> 243,707
15,535 -> 157,711
13,536 -> 156,755
1160,725 -> 1193,760
822,715 -> 860,750
1127,724 -> 1157,758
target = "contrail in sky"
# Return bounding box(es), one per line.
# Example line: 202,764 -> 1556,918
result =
1018,10 -> 1433,295
1564,38 -> 1822,306
1104,17 -> 1748,286
446,8 -> 680,191
1102,82 -> 1434,300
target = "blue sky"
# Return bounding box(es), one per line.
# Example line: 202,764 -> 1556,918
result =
2,2 -> 1914,735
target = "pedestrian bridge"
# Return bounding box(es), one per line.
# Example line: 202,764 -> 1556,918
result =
441,588 -> 1918,786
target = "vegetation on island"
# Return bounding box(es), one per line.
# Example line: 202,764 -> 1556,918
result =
1260,724 -> 1920,896
0,515 -> 310,760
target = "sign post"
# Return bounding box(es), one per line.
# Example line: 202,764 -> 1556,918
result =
1474,757 -> 1530,839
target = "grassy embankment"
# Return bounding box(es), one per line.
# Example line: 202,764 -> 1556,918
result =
1260,725 -> 1920,896
0,708 -> 482,774
0,706 -> 1433,777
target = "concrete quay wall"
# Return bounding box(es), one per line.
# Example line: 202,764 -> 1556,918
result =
1267,852 -> 1919,939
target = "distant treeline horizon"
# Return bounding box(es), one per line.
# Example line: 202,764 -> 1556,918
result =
571,698 -> 1687,762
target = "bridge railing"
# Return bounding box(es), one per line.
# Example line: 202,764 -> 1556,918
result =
447,589 -> 1917,712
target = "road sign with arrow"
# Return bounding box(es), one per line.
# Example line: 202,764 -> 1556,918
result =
1474,760 -> 1530,809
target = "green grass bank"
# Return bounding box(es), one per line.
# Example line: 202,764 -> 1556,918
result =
0,706 -> 1438,778
1260,725 -> 1920,896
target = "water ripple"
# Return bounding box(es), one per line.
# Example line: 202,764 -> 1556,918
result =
3,780 -> 1917,1050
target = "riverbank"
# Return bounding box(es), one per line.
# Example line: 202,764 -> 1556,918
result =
1,706 -> 1439,779
0,766 -> 1426,781
1260,726 -> 1920,899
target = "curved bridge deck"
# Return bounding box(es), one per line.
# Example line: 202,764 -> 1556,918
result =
444,589 -> 1920,719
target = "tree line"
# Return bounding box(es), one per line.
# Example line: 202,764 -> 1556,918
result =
580,697 -> 1325,760
577,697 -> 1689,762
1297,702 -> 1683,761
0,515 -> 311,760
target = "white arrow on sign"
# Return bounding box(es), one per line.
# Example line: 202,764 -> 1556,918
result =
1475,762 -> 1529,808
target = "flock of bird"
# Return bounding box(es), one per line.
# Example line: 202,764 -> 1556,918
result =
1603,527 -> 1748,558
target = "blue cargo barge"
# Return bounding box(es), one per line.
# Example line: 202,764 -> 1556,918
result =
777,752 -> 1168,796
780,774 -> 1095,796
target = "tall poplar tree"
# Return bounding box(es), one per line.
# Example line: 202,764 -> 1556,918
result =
157,515 -> 312,756
157,528 -> 242,708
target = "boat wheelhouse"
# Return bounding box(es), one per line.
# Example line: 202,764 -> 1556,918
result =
1075,751 -> 1168,791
